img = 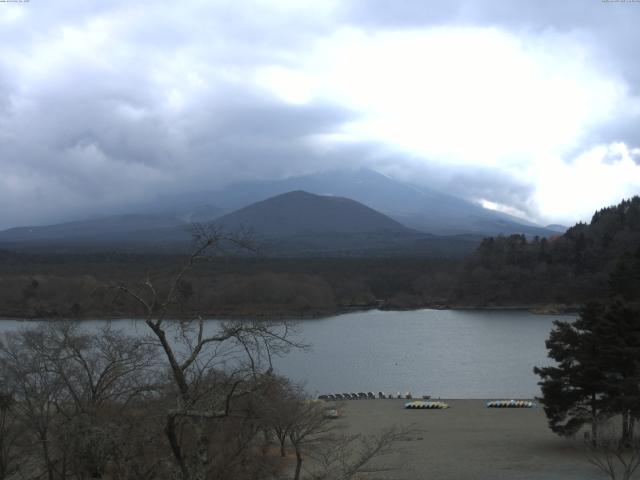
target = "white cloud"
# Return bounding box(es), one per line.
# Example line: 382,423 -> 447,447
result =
533,143 -> 640,223
258,27 -> 625,159
253,25 -> 639,223
479,199 -> 530,221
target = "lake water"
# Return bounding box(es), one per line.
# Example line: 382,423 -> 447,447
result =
0,309 -> 573,399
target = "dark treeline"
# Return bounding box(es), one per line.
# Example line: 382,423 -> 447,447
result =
457,196 -> 640,307
2,196 -> 640,318
0,254 -> 460,318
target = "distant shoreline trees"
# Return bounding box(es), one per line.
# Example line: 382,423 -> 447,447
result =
460,196 -> 640,307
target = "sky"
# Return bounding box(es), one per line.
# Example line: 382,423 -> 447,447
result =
1,0 -> 639,229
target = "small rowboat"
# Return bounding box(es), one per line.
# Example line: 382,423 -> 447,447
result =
486,400 -> 535,408
404,401 -> 449,409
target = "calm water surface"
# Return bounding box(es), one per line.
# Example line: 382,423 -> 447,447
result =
0,309 -> 573,399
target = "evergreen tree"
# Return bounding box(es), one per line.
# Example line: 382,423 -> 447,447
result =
595,301 -> 640,443
534,302 -> 608,442
609,247 -> 640,304
535,300 -> 640,443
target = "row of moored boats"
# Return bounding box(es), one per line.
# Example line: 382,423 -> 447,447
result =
317,394 -> 536,410
404,400 -> 536,409
405,401 -> 449,409
318,392 -> 430,401
486,400 -> 536,408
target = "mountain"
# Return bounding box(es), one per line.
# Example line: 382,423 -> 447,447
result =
0,191 -> 482,257
2,169 -> 555,240
146,168 -> 555,237
0,164 -> 558,255
209,191 -> 482,257
0,205 -> 225,252
0,213 -> 190,252
214,190 -> 410,237
545,224 -> 568,234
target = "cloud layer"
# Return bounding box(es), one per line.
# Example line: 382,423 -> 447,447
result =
1,0 -> 639,229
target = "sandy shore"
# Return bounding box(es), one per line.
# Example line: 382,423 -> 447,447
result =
335,399 -> 601,480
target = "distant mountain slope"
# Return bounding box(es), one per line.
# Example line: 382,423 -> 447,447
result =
0,191 -> 482,257
148,168 -> 555,237
2,169 -> 555,239
214,190 -> 411,237
0,213 -> 193,252
210,190 -> 476,256
545,224 -> 568,234
0,205 -> 226,252
0,214 -> 181,242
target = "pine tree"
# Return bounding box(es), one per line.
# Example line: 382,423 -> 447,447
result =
534,302 -> 608,442
535,301 -> 640,444
609,247 -> 640,304
595,301 -> 640,444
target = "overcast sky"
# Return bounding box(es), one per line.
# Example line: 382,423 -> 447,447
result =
1,0 -> 639,229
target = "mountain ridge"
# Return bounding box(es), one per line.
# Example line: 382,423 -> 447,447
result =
0,190 -> 480,257
132,168 -> 558,237
1,169 -> 559,239
212,190 -> 414,237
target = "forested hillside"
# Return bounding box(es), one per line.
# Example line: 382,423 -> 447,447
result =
0,253 -> 458,318
456,196 -> 640,306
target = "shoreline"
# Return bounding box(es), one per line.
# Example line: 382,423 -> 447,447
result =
0,303 -> 579,322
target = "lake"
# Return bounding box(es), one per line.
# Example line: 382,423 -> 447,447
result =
0,309 -> 572,399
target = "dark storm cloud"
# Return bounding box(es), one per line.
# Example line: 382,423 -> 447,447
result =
0,77 -> 358,228
1,0 -> 639,229
0,25 -> 361,226
0,1 -> 358,229
176,93 -> 363,186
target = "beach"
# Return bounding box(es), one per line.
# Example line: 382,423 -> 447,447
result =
336,399 -> 601,480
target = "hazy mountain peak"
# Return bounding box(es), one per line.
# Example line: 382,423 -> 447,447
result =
213,189 -> 410,237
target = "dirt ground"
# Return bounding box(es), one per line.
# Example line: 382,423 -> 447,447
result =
335,399 -> 603,480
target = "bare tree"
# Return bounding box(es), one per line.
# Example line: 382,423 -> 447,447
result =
309,426 -> 416,480
28,322 -> 159,415
287,397 -> 337,480
259,375 -> 300,458
0,322 -> 160,480
586,421 -> 640,480
0,327 -> 67,480
116,225 -> 305,480
0,391 -> 22,480
296,424 -> 416,480
45,322 -> 159,479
